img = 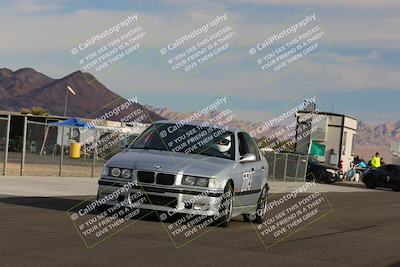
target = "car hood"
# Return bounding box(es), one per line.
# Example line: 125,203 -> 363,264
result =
310,161 -> 339,170
106,149 -> 235,177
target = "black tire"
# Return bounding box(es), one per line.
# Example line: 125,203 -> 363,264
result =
97,204 -> 111,214
316,170 -> 324,183
243,185 -> 268,224
392,187 -> 400,192
365,178 -> 376,189
214,182 -> 234,227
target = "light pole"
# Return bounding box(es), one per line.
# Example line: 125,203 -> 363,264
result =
64,86 -> 76,116
59,86 -> 76,176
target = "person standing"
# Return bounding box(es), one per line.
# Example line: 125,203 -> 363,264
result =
371,152 -> 381,169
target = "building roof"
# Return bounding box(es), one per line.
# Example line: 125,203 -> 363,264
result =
298,110 -> 358,121
0,110 -> 68,120
154,120 -> 243,132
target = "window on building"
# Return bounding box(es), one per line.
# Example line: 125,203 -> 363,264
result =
342,131 -> 347,155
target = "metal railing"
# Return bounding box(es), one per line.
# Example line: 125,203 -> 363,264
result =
2,119 -> 140,177
0,115 -> 11,175
264,152 -> 309,181
2,118 -> 309,180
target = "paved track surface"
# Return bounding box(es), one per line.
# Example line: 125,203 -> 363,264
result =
0,176 -> 371,197
1,189 -> 399,267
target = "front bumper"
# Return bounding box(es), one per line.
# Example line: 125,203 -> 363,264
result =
97,179 -> 224,216
324,171 -> 340,182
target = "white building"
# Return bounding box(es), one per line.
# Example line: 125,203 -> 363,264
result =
391,141 -> 400,164
295,111 -> 358,172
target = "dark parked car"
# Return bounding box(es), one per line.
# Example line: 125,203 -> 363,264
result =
306,157 -> 340,183
362,164 -> 400,191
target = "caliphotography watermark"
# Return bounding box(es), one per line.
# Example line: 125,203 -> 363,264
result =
252,96 -> 323,154
68,97 -> 149,166
156,96 -> 237,159
251,181 -> 333,249
156,181 -> 240,248
159,14 -> 236,73
249,11 -> 326,76
70,13 -> 146,80
67,180 -> 152,248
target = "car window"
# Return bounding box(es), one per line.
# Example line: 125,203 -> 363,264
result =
129,123 -> 236,160
384,165 -> 400,173
238,132 -> 260,161
243,133 -> 261,160
378,165 -> 386,171
238,133 -> 247,157
394,166 -> 400,173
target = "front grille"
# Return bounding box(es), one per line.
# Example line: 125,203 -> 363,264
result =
143,194 -> 177,208
156,173 -> 175,185
137,171 -> 155,183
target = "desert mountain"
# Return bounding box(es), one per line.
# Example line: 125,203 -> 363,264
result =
0,68 -> 163,123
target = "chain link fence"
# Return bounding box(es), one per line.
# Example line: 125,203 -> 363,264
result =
264,152 -> 309,181
0,116 -> 10,175
2,118 -> 309,180
2,119 -> 141,177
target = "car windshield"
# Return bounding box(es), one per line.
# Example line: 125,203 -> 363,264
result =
129,123 -> 236,160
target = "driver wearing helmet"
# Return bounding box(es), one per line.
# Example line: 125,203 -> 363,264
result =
214,135 -> 232,158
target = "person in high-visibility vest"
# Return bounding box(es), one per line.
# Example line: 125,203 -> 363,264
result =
370,152 -> 381,169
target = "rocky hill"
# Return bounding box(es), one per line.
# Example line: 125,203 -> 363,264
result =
0,68 -> 163,123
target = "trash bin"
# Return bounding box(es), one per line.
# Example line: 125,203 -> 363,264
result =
69,142 -> 81,159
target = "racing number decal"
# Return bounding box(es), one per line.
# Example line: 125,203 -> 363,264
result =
241,171 -> 254,191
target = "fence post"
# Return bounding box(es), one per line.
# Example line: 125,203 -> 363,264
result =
283,153 -> 288,181
91,129 -> 97,178
3,115 -> 11,176
295,154 -> 300,180
59,126 -> 65,176
304,155 -> 309,181
20,116 -> 27,176
272,153 -> 276,180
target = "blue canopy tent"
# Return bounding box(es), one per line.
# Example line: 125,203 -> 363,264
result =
50,117 -> 94,129
48,118 -> 95,156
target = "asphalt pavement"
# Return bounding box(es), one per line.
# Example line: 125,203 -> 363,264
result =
0,177 -> 399,267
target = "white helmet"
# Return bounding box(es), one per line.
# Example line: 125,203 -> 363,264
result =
215,135 -> 232,153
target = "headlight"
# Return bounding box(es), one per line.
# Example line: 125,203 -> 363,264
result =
182,175 -> 197,186
102,167 -> 109,176
196,178 -> 209,187
121,169 -> 132,179
182,175 -> 209,187
111,168 -> 121,177
326,169 -> 337,174
208,178 -> 219,188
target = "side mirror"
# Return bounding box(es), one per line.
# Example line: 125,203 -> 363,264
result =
239,153 -> 256,163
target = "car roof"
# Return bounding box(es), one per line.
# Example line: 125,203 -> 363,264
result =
154,120 -> 243,133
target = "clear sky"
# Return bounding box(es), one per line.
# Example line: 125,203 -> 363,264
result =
0,0 -> 399,124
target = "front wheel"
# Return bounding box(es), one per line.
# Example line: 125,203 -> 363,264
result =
243,185 -> 268,224
213,183 -> 234,227
365,178 -> 376,189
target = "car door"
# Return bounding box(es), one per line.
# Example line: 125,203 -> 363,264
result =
385,165 -> 400,189
375,165 -> 391,188
236,132 -> 264,206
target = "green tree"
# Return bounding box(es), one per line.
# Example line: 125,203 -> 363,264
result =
20,106 -> 48,116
